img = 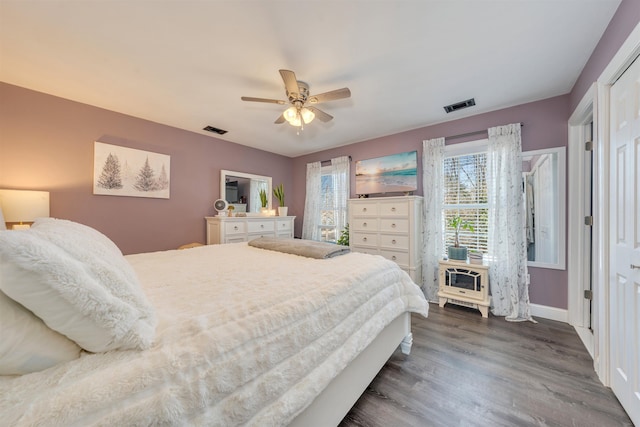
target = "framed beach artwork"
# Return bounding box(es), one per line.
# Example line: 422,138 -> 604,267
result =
355,151 -> 418,196
93,142 -> 170,199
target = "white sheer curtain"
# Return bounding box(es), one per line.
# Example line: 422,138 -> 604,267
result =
330,156 -> 350,237
421,138 -> 445,301
487,123 -> 533,321
302,161 -> 322,240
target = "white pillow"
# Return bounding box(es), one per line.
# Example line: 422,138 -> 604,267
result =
0,290 -> 81,375
32,218 -> 141,290
0,224 -> 156,353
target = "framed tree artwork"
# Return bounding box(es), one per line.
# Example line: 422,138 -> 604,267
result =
93,141 -> 170,199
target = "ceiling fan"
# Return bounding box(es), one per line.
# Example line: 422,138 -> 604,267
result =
241,69 -> 351,128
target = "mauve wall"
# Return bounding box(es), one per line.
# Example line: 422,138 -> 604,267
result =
570,0 -> 640,111
0,83 -> 293,255
291,95 -> 570,308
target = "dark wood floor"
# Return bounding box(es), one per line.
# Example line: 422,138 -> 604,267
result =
340,304 -> 633,427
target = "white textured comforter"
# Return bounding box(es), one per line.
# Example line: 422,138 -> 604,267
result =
1,243 -> 428,426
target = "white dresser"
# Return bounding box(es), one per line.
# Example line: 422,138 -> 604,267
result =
205,216 -> 295,244
348,196 -> 423,282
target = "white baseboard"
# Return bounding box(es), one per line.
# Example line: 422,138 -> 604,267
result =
530,303 -> 568,323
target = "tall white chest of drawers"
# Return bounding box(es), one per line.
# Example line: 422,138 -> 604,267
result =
205,216 -> 295,244
348,196 -> 423,282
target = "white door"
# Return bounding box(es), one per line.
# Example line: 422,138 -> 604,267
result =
609,55 -> 640,425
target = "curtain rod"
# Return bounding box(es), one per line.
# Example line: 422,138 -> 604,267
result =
320,155 -> 352,164
445,122 -> 524,141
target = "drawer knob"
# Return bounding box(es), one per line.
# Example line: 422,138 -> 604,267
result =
363,222 -> 367,227
234,226 -> 239,230
392,255 -> 397,260
363,237 -> 367,242
391,207 -> 396,212
261,224 -> 264,228
363,208 -> 367,212
392,239 -> 396,244
391,223 -> 396,228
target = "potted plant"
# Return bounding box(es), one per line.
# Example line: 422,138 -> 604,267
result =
447,215 -> 474,260
273,184 -> 287,216
259,188 -> 268,214
337,224 -> 349,246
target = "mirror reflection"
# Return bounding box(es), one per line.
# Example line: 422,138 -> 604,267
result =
220,170 -> 272,214
522,147 -> 566,269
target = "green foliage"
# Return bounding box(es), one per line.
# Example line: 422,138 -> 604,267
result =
273,184 -> 285,207
337,224 -> 349,246
259,189 -> 268,208
448,215 -> 474,247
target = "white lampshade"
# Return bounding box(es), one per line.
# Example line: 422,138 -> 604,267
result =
0,189 -> 50,228
283,106 -> 298,123
300,107 -> 315,124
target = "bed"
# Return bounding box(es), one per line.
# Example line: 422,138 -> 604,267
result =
0,219 -> 429,426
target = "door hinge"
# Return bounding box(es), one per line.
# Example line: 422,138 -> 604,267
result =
584,216 -> 594,226
584,289 -> 593,300
585,140 -> 594,151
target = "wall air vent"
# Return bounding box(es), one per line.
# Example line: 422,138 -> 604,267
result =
443,98 -> 476,113
203,125 -> 228,135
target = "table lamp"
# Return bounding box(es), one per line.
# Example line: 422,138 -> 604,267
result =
0,189 -> 50,229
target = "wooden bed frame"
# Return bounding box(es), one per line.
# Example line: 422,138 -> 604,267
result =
290,312 -> 413,426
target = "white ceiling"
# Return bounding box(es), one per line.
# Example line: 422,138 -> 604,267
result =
0,1 -> 621,157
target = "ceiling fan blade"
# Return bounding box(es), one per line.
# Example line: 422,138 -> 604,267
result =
308,87 -> 351,104
279,69 -> 299,97
241,96 -> 286,105
307,106 -> 333,122
274,114 -> 286,124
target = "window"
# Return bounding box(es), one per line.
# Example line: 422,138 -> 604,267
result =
319,166 -> 341,242
443,141 -> 489,256
303,156 -> 349,242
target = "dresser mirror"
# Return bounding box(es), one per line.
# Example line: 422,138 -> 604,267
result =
522,146 -> 566,269
220,170 -> 272,214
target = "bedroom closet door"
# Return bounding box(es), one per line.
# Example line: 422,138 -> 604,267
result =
609,54 -> 640,425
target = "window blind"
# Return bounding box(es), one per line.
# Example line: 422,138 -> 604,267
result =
443,152 -> 489,254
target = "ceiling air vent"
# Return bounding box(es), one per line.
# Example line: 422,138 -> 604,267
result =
444,98 -> 476,114
203,125 -> 228,135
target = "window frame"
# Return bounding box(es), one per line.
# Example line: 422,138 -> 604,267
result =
319,164 -> 338,243
443,139 -> 489,256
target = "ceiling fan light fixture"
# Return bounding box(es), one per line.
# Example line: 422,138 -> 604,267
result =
300,107 -> 315,124
283,106 -> 315,127
283,106 -> 298,123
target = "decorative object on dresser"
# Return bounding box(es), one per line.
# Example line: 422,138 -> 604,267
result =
205,215 -> 295,244
438,260 -> 490,317
348,196 -> 423,282
259,188 -> 268,213
446,215 -> 475,261
0,189 -> 50,229
213,199 -> 229,216
273,183 -> 288,216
